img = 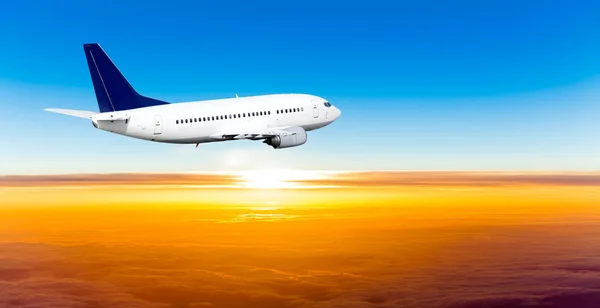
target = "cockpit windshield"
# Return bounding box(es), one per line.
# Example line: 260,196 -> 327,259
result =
323,102 -> 332,107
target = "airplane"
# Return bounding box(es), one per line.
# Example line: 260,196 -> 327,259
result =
45,43 -> 341,149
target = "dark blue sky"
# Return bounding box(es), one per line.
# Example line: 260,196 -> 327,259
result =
1,0 -> 599,173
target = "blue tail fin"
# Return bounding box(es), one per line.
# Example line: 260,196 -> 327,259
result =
83,43 -> 170,113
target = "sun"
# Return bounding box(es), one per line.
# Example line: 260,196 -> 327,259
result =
235,169 -> 328,189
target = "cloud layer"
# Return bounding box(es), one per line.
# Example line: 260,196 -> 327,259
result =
1,171 -> 599,188
2,200 -> 600,307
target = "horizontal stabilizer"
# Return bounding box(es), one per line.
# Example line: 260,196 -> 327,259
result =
44,108 -> 98,119
92,112 -> 131,121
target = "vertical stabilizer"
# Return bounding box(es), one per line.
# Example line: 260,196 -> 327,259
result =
83,43 -> 169,112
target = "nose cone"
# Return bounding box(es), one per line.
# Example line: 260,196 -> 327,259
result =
333,106 -> 342,120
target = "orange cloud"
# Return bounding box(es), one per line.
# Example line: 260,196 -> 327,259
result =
0,172 -> 237,188
303,171 -> 600,188
2,171 -> 600,307
1,171 -> 599,189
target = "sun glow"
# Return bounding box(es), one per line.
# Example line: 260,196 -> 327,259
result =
235,169 -> 330,189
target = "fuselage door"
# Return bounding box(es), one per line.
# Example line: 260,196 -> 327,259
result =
154,115 -> 163,135
312,103 -> 319,118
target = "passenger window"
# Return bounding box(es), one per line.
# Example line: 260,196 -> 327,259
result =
301,107 -> 304,111
185,119 -> 188,123
176,120 -> 179,124
268,111 -> 271,115
252,112 -> 255,116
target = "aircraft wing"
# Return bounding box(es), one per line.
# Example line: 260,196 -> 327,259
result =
209,126 -> 296,140
44,108 -> 98,119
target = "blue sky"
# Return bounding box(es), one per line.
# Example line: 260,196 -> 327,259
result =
1,0 -> 600,174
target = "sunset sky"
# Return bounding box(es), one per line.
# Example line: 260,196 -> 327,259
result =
2,171 -> 600,307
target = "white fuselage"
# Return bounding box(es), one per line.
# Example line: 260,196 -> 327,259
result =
91,93 -> 341,144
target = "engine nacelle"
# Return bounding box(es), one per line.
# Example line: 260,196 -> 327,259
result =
264,127 -> 307,149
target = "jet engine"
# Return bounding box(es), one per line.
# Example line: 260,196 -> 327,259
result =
263,127 -> 307,149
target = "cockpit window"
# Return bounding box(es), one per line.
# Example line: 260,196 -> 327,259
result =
324,102 -> 332,107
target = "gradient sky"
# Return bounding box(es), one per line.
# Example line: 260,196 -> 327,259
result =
1,0 -> 600,174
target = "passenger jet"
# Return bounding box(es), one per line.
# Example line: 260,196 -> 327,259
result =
46,43 -> 341,149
